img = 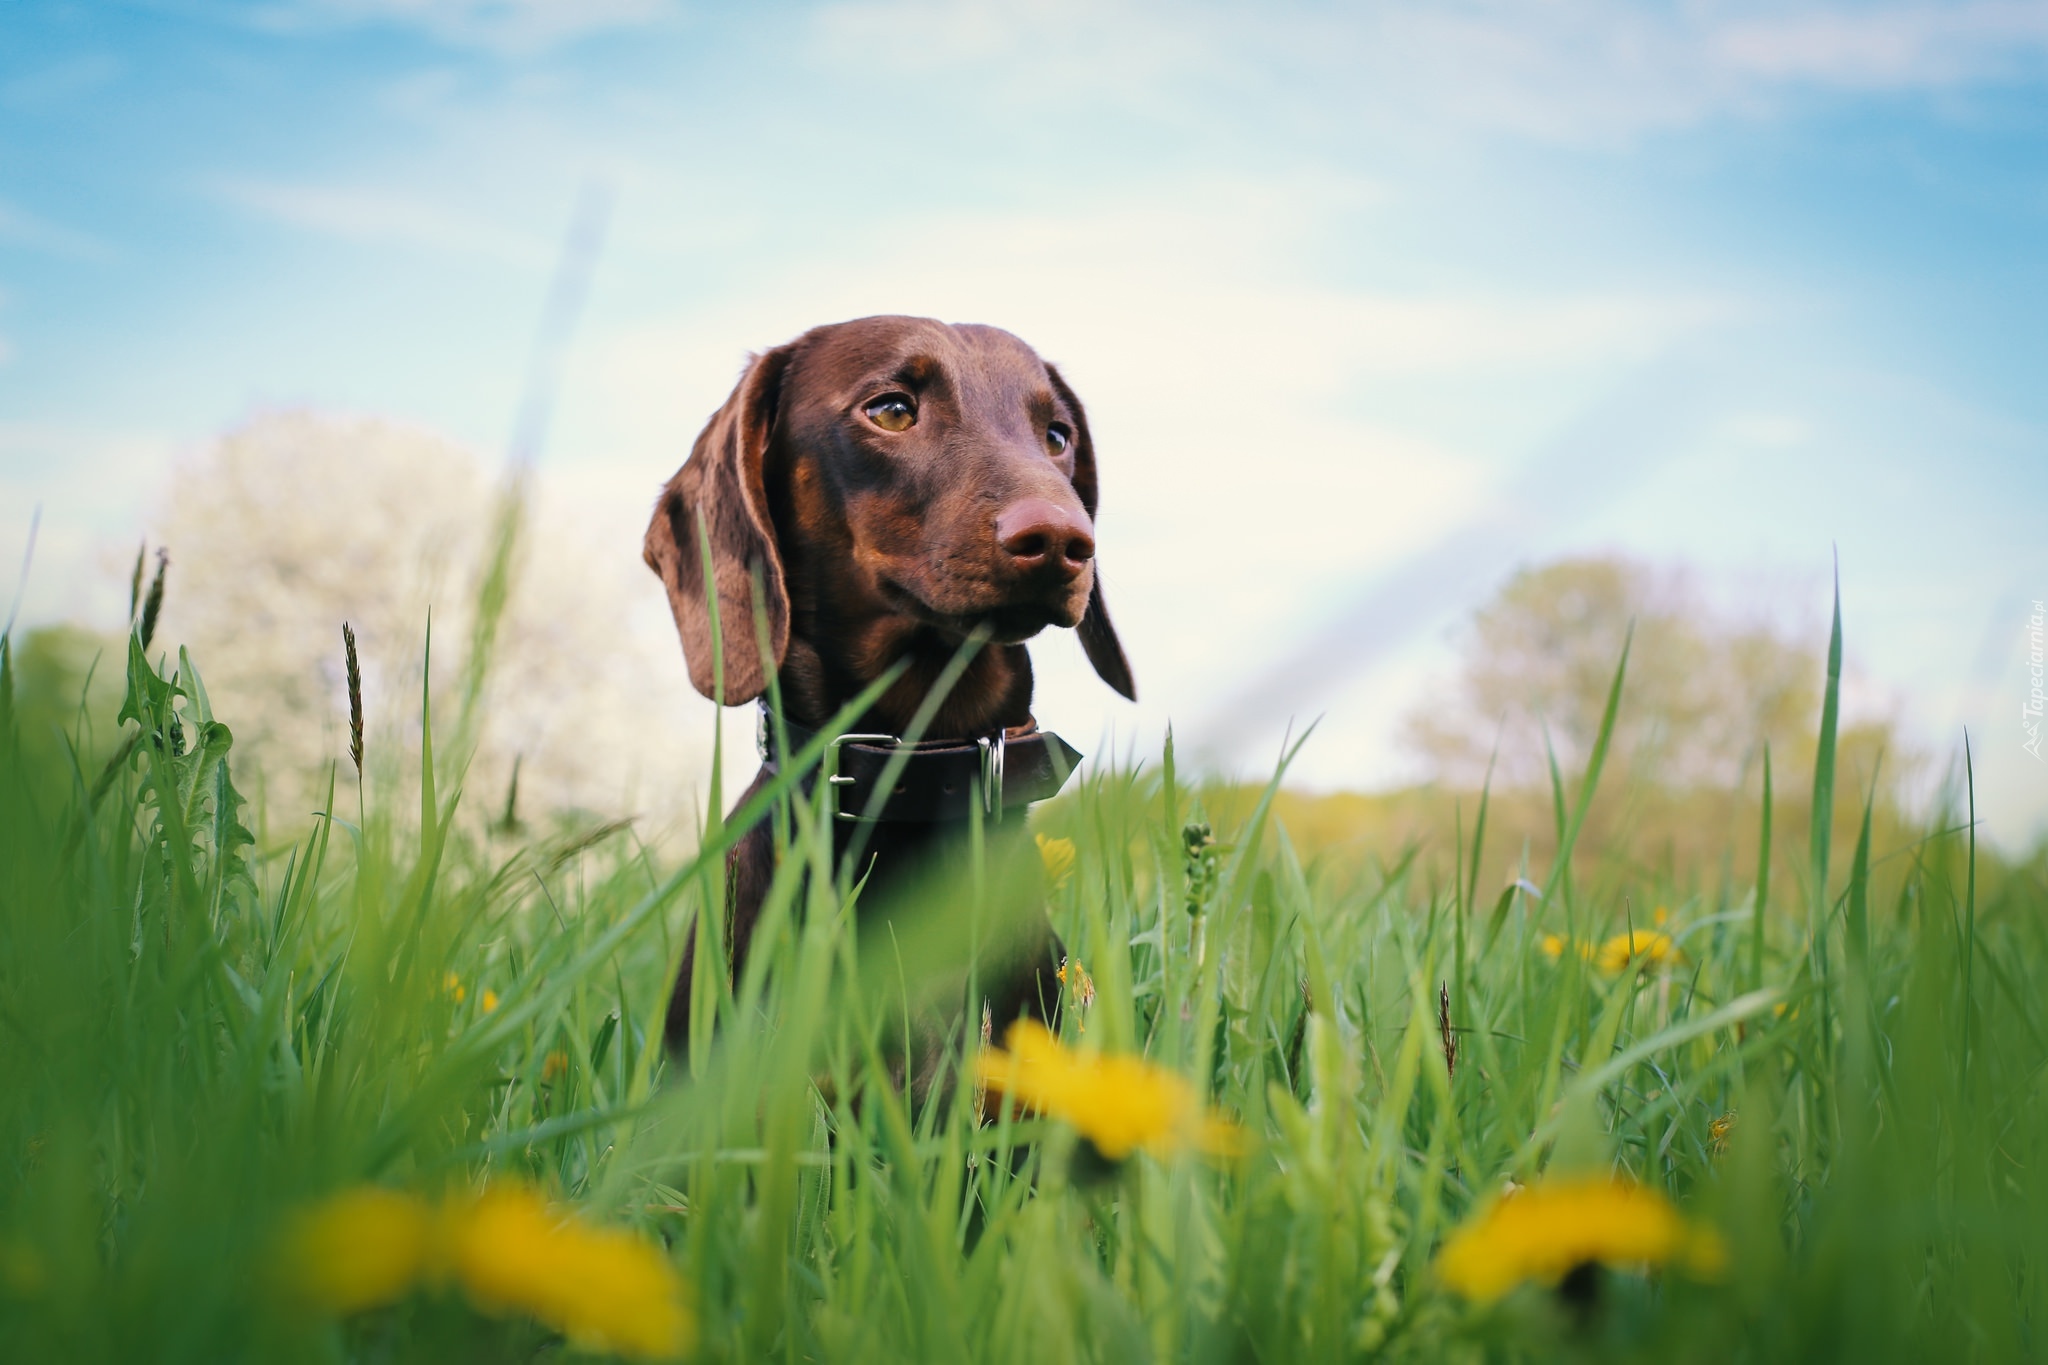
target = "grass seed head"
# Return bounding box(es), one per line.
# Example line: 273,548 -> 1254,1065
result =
342,621 -> 364,776
138,547 -> 168,651
127,540 -> 146,625
1438,979 -> 1457,1080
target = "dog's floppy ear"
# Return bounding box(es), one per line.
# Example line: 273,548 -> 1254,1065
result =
644,345 -> 795,705
1046,363 -> 1136,701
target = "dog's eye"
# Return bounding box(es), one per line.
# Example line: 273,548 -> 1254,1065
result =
1047,423 -> 1071,454
864,395 -> 916,433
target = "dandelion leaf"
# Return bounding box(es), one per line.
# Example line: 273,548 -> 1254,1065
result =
207,727 -> 257,897
116,631 -> 181,736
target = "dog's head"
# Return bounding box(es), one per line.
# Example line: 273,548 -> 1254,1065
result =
644,315 -> 1135,708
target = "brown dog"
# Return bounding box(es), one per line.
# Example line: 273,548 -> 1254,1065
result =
643,315 -> 1136,1053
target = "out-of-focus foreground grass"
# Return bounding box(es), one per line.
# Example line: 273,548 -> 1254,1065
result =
2,578 -> 2044,1364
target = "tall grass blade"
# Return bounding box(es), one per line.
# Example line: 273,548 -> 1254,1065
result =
1753,742 -> 1772,992
1808,561 -> 1843,1069
1845,768 -> 1876,975
1538,621 -> 1632,908
1962,730 -> 1977,1072
1810,560 -> 1842,937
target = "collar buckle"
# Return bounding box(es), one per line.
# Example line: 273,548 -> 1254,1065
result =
825,732 -> 900,822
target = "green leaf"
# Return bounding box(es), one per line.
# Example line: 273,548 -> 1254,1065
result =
208,725 -> 256,900
116,631 -> 181,733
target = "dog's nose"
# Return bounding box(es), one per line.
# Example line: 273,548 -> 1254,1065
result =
996,498 -> 1094,577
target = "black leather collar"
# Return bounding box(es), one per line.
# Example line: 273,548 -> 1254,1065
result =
757,702 -> 1082,824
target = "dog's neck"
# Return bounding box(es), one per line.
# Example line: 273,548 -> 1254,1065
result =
776,627 -> 1035,740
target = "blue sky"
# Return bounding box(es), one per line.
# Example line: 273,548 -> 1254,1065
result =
2,0 -> 2045,842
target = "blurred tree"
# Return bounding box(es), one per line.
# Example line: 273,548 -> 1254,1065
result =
1405,556 -> 1823,792
151,410 -> 712,840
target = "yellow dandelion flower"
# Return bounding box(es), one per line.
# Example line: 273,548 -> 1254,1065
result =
1436,1175 -> 1727,1304
1708,1111 -> 1738,1155
1652,905 -> 1670,927
1593,931 -> 1682,975
279,1184 -> 694,1360
444,971 -> 467,1003
974,1019 -> 1241,1162
481,989 -> 499,1013
1539,934 -> 1600,962
446,1185 -> 694,1360
1036,833 -> 1077,887
281,1186 -> 434,1314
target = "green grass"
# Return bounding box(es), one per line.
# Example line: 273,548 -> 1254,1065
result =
3,577 -> 2046,1364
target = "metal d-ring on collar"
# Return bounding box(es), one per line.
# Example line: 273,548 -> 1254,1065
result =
755,701 -> 1076,824
977,730 -> 1005,816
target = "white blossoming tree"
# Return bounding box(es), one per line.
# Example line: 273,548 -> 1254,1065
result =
152,409 -> 714,844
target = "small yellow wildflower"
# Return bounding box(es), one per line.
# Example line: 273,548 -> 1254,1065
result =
975,1019 -> 1240,1162
1056,956 -> 1097,1033
1708,1111 -> 1738,1155
1436,1175 -> 1726,1304
448,1185 -> 694,1360
1652,905 -> 1670,927
481,989 -> 500,1013
282,1186 -> 433,1314
444,971 -> 467,1003
1593,931 -> 1682,975
542,1050 -> 569,1084
1036,833 -> 1077,887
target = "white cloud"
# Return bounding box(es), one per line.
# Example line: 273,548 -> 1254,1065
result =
211,177 -> 552,264
1714,3 -> 2048,88
0,198 -> 113,261
1296,1 -> 2048,143
811,0 -> 2048,147
254,0 -> 678,54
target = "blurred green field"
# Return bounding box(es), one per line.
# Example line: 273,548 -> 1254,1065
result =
3,572 -> 2045,1364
